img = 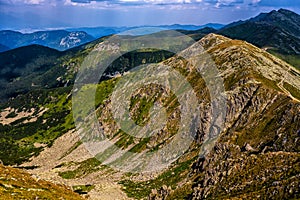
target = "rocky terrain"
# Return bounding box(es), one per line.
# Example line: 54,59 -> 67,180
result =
186,34 -> 300,199
143,33 -> 300,199
0,29 -> 299,199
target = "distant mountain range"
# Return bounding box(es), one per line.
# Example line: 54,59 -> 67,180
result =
67,23 -> 224,38
179,9 -> 300,69
0,30 -> 94,52
218,8 -> 300,55
0,24 -> 223,53
1,9 -> 299,102
1,8 -> 300,59
0,9 -> 299,66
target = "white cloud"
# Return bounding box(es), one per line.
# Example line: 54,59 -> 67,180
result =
144,0 -> 192,4
252,0 -> 261,3
4,0 -> 56,5
120,0 -> 140,2
4,0 -> 263,10
24,0 -> 44,4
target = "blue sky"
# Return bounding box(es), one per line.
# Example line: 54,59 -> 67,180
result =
0,0 -> 299,30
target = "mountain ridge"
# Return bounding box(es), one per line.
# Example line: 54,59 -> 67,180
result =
218,9 -> 300,55
1,33 -> 297,199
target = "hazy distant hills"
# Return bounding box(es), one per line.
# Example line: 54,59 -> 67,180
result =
67,23 -> 224,38
0,30 -> 94,51
218,9 -> 300,55
0,23 -> 222,53
1,7 -> 300,59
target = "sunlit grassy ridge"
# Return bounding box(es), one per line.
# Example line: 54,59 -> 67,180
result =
0,164 -> 84,199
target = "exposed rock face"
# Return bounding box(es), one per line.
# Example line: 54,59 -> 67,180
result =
148,185 -> 172,200
191,146 -> 299,199
176,34 -> 300,199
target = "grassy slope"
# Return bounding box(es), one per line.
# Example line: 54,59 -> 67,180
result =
0,164 -> 84,199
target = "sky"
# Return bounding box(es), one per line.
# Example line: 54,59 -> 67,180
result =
0,0 -> 299,30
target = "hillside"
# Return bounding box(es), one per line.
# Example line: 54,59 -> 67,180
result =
119,33 -> 300,199
0,38 -> 176,103
0,32 -> 185,166
0,45 -> 64,102
0,33 -> 297,199
219,9 -> 300,55
0,44 -> 10,53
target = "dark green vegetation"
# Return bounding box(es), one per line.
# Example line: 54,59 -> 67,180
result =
0,45 -> 63,102
0,40 -> 176,104
102,49 -> 174,80
0,86 -> 74,165
0,32 -> 184,167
